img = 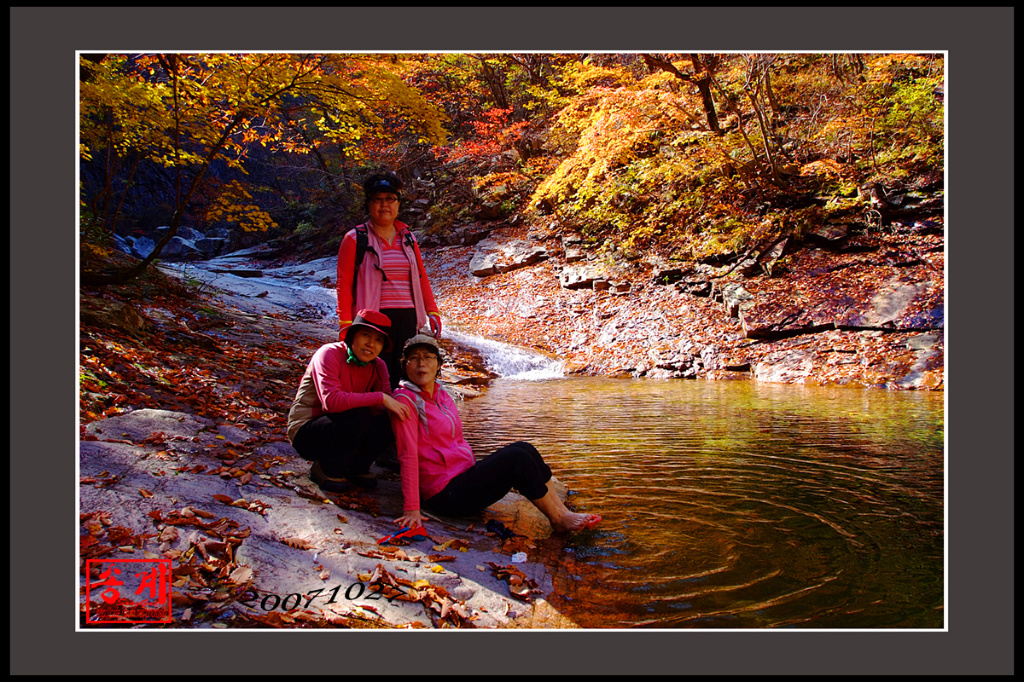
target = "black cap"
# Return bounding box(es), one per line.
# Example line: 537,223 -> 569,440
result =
363,172 -> 403,199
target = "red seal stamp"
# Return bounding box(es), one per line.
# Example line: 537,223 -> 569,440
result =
85,559 -> 172,625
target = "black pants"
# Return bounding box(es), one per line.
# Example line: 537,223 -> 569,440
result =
291,407 -> 393,478
380,308 -> 419,390
424,441 -> 552,517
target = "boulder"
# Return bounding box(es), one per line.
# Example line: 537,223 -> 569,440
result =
558,265 -> 609,290
837,280 -> 944,330
718,282 -> 756,318
156,225 -> 205,242
469,239 -> 549,278
112,234 -> 134,256
160,236 -> 203,261
196,237 -> 229,259
753,348 -> 816,384
469,250 -> 501,277
806,223 -> 850,246
564,248 -> 585,263
131,236 -> 156,259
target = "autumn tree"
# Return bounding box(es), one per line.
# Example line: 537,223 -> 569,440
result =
80,53 -> 447,286
526,53 -> 944,261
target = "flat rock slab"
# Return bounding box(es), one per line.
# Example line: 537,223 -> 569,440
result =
80,408 -> 575,629
741,273 -> 944,339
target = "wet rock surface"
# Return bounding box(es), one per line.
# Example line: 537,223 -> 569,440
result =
426,219 -> 944,389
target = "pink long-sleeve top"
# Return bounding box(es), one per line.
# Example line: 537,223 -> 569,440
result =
390,381 -> 475,512
286,342 -> 391,444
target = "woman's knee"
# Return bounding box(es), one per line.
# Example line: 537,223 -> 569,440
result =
505,441 -> 548,471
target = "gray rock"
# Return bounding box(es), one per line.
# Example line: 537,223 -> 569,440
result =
160,236 -> 203,261
157,225 -> 205,242
470,239 -> 549,278
80,406 -> 572,629
131,236 -> 156,259
196,237 -> 229,259
470,250 -> 500,277
718,282 -> 755,318
559,265 -> 608,290
753,348 -> 815,384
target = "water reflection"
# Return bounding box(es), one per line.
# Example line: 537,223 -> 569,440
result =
457,377 -> 944,629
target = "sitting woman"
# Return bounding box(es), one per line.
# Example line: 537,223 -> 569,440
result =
287,309 -> 412,493
388,334 -> 601,533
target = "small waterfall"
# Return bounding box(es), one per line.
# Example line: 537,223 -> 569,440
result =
445,328 -> 564,381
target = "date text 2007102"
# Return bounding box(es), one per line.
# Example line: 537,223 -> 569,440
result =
238,581 -> 407,613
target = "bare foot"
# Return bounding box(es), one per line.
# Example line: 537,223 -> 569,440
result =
552,512 -> 602,533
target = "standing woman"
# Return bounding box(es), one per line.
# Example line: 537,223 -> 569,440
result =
336,171 -> 442,389
389,334 -> 602,533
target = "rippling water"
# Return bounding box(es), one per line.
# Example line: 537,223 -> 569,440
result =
457,377 -> 945,629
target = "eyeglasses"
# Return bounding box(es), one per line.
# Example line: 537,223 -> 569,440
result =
370,197 -> 399,206
405,353 -> 438,364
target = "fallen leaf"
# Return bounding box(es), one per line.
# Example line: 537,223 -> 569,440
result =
427,554 -> 456,563
431,565 -> 444,574
228,566 -> 253,584
139,489 -> 154,498
212,495 -> 234,504
319,569 -> 331,581
281,537 -> 315,550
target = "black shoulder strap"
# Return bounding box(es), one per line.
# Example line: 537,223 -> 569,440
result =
354,224 -> 369,269
352,224 -> 369,297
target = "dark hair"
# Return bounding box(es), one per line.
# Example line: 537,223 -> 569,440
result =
362,171 -> 403,208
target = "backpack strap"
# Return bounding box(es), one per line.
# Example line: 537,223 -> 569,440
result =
352,223 -> 370,297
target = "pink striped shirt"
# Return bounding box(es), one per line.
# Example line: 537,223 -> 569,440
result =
378,238 -> 415,310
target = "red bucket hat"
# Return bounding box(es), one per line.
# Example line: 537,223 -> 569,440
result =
341,309 -> 393,352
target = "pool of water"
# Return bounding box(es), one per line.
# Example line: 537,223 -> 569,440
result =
457,377 -> 945,629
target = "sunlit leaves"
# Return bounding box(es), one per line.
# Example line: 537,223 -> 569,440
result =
79,52 -> 448,259
205,180 -> 278,233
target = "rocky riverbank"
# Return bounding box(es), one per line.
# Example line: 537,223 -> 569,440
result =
420,214 -> 944,391
78,267 -> 583,630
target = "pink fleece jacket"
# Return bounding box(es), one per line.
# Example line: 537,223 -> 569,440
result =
390,380 -> 475,512
286,342 -> 391,444
335,221 -> 440,332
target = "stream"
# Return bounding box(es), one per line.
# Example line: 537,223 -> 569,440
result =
453,328 -> 945,629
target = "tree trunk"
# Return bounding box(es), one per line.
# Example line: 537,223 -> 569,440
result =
642,54 -> 722,135
689,54 -> 722,135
